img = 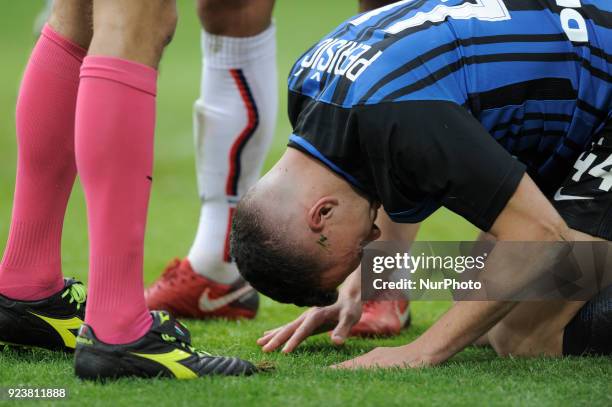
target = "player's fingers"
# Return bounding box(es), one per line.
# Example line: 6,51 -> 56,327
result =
331,308 -> 360,345
330,317 -> 353,345
256,330 -> 280,346
258,325 -> 286,342
258,326 -> 286,345
261,317 -> 307,352
262,326 -> 283,336
261,326 -> 299,352
281,313 -> 329,353
258,313 -> 309,346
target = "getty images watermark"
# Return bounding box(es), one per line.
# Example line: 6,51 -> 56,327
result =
361,241 -> 612,301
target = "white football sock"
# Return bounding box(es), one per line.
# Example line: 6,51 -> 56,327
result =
187,24 -> 278,284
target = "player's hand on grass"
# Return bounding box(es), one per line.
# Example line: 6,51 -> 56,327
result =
257,291 -> 362,353
331,343 -> 435,369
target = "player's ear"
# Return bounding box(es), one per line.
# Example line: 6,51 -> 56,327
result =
307,197 -> 338,232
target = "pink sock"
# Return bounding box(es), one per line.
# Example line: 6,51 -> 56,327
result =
0,25 -> 86,301
76,56 -> 155,344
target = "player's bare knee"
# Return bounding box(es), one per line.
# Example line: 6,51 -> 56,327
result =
547,214 -> 571,239
197,0 -> 273,36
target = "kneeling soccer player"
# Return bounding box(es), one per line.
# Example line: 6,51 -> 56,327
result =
231,0 -> 612,366
144,0 -> 413,340
0,0 -> 254,379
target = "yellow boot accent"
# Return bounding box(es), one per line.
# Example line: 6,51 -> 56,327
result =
131,349 -> 198,379
30,313 -> 83,349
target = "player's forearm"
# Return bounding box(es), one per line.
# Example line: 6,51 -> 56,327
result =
413,175 -> 573,364
412,300 -> 516,364
339,267 -> 362,300
413,238 -> 567,364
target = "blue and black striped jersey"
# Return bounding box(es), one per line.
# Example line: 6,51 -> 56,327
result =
287,0 -> 611,230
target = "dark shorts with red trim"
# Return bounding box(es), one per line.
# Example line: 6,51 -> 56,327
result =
553,119 -> 612,241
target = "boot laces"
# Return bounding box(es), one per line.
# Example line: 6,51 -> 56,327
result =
61,282 -> 86,311
179,340 -> 211,357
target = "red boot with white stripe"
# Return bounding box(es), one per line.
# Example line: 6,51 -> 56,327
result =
145,258 -> 259,320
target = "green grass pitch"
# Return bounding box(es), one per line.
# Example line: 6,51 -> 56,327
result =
0,1 -> 610,406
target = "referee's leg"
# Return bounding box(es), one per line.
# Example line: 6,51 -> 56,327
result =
77,0 -> 177,344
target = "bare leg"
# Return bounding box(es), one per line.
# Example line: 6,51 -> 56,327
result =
189,0 -> 276,278
89,0 -> 177,68
0,1 -> 93,352
487,300 -> 585,356
144,0 -> 277,318
48,0 -> 93,48
78,0 -> 177,343
0,0 -> 91,301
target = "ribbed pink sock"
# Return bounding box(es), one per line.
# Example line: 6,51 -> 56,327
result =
76,56 -> 154,344
0,25 -> 86,301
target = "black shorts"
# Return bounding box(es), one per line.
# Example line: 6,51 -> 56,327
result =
563,284 -> 612,356
553,119 -> 612,241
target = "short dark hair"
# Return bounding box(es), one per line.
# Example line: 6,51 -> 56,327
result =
230,194 -> 338,307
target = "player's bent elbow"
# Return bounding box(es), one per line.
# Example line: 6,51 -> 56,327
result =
532,216 -> 570,242
491,174 -> 571,242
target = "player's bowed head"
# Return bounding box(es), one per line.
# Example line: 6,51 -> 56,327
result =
230,148 -> 382,306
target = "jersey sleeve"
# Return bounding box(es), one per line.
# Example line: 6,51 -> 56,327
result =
356,100 -> 526,231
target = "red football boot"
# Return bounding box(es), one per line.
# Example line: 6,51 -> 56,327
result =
145,258 -> 258,320
349,299 -> 411,337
